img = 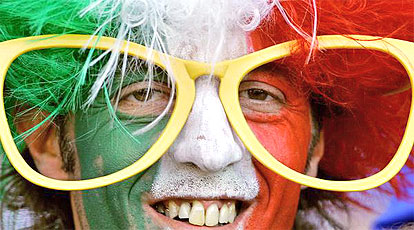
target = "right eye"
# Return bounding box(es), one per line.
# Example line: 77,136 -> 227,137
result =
125,88 -> 164,103
116,81 -> 173,117
129,88 -> 152,102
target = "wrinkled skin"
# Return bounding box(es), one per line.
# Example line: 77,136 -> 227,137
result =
67,67 -> 314,229
21,8 -> 319,230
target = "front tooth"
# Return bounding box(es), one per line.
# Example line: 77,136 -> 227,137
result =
205,204 -> 219,226
179,202 -> 191,219
228,202 -> 237,223
168,201 -> 179,218
189,201 -> 205,226
219,204 -> 229,224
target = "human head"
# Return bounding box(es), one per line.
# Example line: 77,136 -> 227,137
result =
1,0 -> 413,229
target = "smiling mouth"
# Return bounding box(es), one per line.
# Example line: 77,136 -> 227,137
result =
150,199 -> 244,227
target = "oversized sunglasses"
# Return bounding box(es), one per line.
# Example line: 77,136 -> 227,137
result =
0,34 -> 413,191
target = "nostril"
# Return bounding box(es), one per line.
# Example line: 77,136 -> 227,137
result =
182,162 -> 199,169
179,161 -> 224,173
196,135 -> 206,140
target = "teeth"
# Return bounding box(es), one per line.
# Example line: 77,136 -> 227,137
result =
156,204 -> 165,214
219,204 -> 229,224
168,201 -> 179,219
154,200 -> 239,226
229,202 -> 237,223
205,204 -> 219,226
189,201 -> 205,226
178,202 -> 190,219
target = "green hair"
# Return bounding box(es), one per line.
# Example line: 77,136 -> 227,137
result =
1,0 -> 109,115
0,0 -> 121,198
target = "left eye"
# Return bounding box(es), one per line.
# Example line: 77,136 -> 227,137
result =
243,88 -> 273,101
239,81 -> 286,114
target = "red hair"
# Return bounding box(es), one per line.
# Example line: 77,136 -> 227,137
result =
249,0 -> 413,197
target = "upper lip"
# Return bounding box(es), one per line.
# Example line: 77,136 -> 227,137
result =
143,193 -> 257,229
144,194 -> 254,206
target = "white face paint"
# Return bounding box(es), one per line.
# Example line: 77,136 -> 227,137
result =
81,0 -> 275,227
71,0 -> 320,229
149,0 -> 267,224
170,77 -> 243,172
151,75 -> 259,200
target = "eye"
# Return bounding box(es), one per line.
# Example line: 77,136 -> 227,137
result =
239,81 -> 286,114
244,89 -> 273,101
127,88 -> 160,102
116,81 -> 173,116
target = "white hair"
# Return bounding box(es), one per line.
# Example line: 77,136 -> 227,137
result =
80,0 -> 318,135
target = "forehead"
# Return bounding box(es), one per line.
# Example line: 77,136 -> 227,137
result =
77,0 -> 278,106
111,0 -> 275,62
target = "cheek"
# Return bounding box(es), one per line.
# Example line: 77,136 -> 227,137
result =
74,109 -> 168,179
246,110 -> 312,172
244,107 -> 312,229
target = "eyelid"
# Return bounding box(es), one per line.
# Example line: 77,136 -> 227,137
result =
118,81 -> 172,100
239,80 -> 286,103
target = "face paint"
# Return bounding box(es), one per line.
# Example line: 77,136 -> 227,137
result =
71,64 -> 312,230
74,87 -> 170,229
70,42 -> 313,230
243,67 -> 312,229
68,1 -> 312,229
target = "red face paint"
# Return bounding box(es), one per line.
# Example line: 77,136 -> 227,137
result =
241,67 -> 312,229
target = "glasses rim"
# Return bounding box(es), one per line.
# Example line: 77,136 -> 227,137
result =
0,34 -> 413,191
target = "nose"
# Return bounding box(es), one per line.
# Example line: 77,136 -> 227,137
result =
170,76 -> 243,172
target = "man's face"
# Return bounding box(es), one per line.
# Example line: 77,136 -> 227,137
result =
70,43 -> 314,230
21,2 -> 318,229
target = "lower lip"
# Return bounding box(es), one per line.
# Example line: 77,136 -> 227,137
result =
143,201 -> 256,229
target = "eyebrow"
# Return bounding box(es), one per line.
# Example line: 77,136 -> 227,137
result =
248,61 -> 291,80
263,62 -> 290,74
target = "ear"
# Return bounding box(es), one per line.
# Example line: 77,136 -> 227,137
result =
305,131 -> 324,178
15,109 -> 69,180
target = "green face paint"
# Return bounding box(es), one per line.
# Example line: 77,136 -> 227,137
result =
74,86 -> 170,229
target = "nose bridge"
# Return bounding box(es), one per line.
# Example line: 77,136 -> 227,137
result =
170,75 -> 243,172
184,60 -> 228,80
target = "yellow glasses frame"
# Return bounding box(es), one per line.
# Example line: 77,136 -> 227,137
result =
0,35 -> 413,191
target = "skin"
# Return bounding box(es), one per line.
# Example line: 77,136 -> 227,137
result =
18,64 -> 320,229
17,10 -> 322,229
78,68 -> 314,230
242,69 -> 313,230
73,93 -> 169,229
